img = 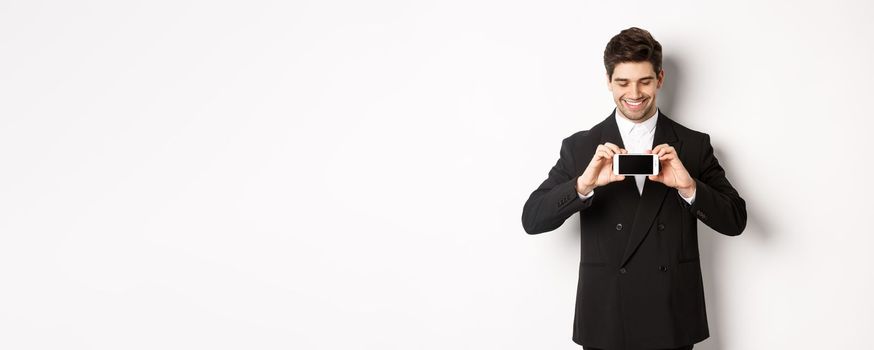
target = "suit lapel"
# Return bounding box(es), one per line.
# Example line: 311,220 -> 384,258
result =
598,110 -> 624,149
598,111 -> 639,197
618,112 -> 683,267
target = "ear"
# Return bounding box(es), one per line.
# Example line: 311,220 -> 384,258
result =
656,69 -> 665,88
606,73 -> 613,91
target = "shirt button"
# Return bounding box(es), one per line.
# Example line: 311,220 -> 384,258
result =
619,268 -> 627,274
616,223 -> 623,231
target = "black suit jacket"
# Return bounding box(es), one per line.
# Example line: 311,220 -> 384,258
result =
521,111 -> 746,350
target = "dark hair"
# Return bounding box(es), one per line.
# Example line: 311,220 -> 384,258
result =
603,27 -> 662,79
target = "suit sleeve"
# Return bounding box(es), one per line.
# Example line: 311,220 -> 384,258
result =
521,136 -> 593,235
681,134 -> 747,236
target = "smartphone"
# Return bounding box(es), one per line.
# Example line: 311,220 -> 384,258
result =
613,154 -> 659,176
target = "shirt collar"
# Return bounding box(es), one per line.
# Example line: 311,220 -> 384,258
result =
615,107 -> 659,136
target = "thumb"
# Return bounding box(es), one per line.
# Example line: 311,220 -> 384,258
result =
648,175 -> 657,181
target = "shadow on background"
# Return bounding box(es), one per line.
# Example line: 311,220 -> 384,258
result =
660,55 -> 773,350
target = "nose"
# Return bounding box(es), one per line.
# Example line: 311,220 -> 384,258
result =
628,84 -> 641,99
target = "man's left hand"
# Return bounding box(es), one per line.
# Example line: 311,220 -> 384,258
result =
647,144 -> 696,197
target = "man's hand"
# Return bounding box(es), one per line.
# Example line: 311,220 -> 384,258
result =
576,142 -> 627,195
647,143 -> 696,197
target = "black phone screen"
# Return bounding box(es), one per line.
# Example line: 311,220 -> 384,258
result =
617,155 -> 654,175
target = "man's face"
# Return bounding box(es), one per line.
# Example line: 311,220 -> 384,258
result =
608,61 -> 664,122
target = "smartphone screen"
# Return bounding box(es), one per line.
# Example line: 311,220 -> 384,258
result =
617,154 -> 655,175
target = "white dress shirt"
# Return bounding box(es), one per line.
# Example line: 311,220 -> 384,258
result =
578,108 -> 696,204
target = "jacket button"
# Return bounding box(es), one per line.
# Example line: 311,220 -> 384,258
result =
696,210 -> 707,219
616,223 -> 623,230
658,265 -> 668,272
657,223 -> 665,231
619,268 -> 627,274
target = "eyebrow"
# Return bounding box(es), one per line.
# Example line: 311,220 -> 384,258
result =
613,76 -> 655,82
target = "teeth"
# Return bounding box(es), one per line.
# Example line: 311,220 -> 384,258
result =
624,99 -> 643,106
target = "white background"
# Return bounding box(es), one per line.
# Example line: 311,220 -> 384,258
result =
1,0 -> 873,349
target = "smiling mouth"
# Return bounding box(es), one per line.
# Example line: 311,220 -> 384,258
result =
622,98 -> 646,110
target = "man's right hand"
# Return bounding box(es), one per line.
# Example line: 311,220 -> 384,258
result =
576,142 -> 627,195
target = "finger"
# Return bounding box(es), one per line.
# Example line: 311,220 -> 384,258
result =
651,144 -> 666,154
604,143 -> 622,155
593,147 -> 604,161
659,153 -> 676,161
596,145 -> 615,158
657,146 -> 675,157
658,146 -> 676,158
595,150 -> 606,160
594,150 -> 611,161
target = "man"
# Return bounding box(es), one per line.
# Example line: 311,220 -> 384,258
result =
521,27 -> 746,350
